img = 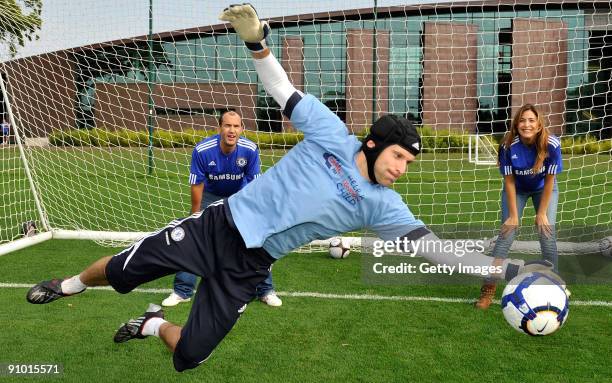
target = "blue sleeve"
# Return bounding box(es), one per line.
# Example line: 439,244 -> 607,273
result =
245,148 -> 261,183
498,145 -> 513,176
369,192 -> 426,241
290,95 -> 348,142
547,144 -> 563,175
189,147 -> 206,185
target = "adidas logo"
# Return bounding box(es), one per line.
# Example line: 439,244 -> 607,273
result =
412,142 -> 420,151
511,154 -> 518,159
208,160 -> 216,166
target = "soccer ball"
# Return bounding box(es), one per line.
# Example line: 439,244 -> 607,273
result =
501,271 -> 569,336
328,237 -> 350,259
599,236 -> 612,258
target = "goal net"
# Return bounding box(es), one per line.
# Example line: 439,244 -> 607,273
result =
0,1 -> 610,256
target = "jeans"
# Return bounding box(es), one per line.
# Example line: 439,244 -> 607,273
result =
490,186 -> 559,272
173,191 -> 276,299
174,270 -> 275,299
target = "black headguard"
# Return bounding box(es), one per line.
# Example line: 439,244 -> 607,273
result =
361,115 -> 421,184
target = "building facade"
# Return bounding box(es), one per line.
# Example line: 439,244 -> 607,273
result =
1,1 -> 611,138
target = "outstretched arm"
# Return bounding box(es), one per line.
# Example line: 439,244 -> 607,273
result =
371,197 -> 554,282
401,228 -> 553,281
219,4 -> 303,115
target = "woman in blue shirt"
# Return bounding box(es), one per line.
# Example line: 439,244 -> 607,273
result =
475,104 -> 563,309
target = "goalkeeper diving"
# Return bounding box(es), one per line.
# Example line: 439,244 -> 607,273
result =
26,4 -> 554,372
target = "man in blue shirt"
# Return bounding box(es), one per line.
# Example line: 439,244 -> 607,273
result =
27,4 -> 553,372
1,119 -> 9,145
161,110 -> 282,308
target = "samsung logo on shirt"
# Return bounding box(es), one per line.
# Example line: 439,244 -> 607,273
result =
208,173 -> 244,181
514,166 -> 545,176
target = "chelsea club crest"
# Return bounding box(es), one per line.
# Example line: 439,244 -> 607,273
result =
170,226 -> 185,242
236,157 -> 247,167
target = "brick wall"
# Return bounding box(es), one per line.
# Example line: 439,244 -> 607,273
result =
281,36 -> 304,132
512,18 -> 568,135
346,29 -> 390,133
95,82 -> 257,132
2,52 -> 76,137
422,22 -> 479,132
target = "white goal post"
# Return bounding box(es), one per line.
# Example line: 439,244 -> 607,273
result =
0,1 -> 610,257
468,134 -> 498,166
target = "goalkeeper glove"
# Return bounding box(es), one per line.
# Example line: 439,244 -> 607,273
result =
219,3 -> 270,52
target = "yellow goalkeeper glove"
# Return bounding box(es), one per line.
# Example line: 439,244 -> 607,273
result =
219,3 -> 270,52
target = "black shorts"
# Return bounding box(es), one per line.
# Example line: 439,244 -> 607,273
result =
105,200 -> 275,372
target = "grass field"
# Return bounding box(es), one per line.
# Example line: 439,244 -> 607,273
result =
1,147 -> 610,240
1,241 -> 612,382
0,147 -> 611,381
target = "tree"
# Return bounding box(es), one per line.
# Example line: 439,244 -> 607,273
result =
0,0 -> 42,57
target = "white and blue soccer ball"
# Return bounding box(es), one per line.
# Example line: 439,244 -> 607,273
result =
501,271 -> 570,336
328,237 -> 350,259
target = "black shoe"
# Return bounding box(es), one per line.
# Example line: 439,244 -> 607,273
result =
22,220 -> 37,237
114,303 -> 164,343
26,279 -> 75,304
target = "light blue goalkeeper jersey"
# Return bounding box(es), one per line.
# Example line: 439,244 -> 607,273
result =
228,95 -> 425,259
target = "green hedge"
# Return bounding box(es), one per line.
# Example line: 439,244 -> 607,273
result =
49,127 -> 611,154
560,135 -> 612,155
49,128 -> 304,150
417,126 -> 471,153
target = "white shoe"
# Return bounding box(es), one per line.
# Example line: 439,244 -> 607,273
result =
161,292 -> 191,307
260,292 -> 282,307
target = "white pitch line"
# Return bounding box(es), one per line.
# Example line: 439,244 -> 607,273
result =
277,291 -> 612,307
2,283 -> 612,307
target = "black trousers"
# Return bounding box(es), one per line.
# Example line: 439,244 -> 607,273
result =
105,200 -> 275,371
